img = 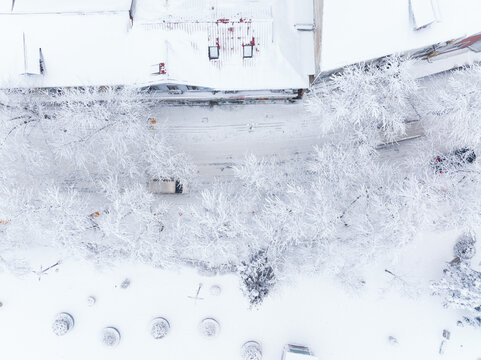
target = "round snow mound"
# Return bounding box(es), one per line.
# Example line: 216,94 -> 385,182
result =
101,327 -> 121,347
199,318 -> 220,338
210,285 -> 222,296
151,317 -> 170,339
87,296 -> 96,307
52,313 -> 74,336
241,341 -> 262,360
454,234 -> 476,260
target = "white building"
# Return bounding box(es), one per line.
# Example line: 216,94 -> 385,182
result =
314,0 -> 481,76
1,0 -> 481,95
0,0 -> 316,96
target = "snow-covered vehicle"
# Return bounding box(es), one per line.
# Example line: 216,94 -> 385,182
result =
282,344 -> 319,360
432,148 -> 476,174
148,179 -> 186,194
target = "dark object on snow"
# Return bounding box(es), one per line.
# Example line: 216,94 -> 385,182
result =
432,148 -> 476,174
239,250 -> 276,306
449,257 -> 461,265
120,278 -> 131,289
188,283 -> 204,304
442,329 -> 450,340
439,340 -> 447,355
388,336 -> 398,345
453,234 -> 476,260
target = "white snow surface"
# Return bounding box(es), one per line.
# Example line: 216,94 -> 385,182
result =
0,231 -> 480,360
320,0 -> 481,71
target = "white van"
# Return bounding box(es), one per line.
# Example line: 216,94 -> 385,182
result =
148,179 -> 186,194
282,344 -> 319,360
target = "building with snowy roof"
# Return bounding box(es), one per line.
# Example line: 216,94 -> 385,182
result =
1,0 -> 481,96
314,0 -> 481,77
0,0 -> 316,98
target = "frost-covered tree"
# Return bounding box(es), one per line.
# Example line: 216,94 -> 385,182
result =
422,64 -> 481,148
432,262 -> 481,313
306,56 -> 418,148
431,234 -> 481,315
226,145 -> 425,284
174,181 -> 254,268
0,87 -> 196,265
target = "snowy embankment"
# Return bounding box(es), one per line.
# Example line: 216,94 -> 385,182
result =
2,59 -> 481,359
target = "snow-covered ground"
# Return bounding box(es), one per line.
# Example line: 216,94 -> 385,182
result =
2,55 -> 481,360
0,230 -> 480,360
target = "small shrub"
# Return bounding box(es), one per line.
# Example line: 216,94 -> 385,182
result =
241,341 -> 262,360
52,313 -> 74,336
151,317 -> 170,339
101,327 -> 121,346
199,318 -> 220,338
239,250 -> 276,306
453,234 -> 476,260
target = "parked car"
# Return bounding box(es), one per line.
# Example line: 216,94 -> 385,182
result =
282,344 -> 319,360
432,148 -> 476,174
148,179 -> 186,194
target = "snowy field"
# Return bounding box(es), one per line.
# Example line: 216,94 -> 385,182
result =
1,232 -> 480,360
2,60 -> 481,360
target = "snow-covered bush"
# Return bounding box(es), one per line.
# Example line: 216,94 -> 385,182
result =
101,327 -> 121,346
453,234 -> 476,260
210,285 -> 222,296
239,250 -> 276,306
52,313 -> 74,336
241,341 -> 262,360
199,318 -> 220,338
432,262 -> 481,313
151,317 -> 170,339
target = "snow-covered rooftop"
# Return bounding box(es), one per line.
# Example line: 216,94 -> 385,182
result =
0,0 -> 315,90
0,0 -> 132,13
319,0 -> 481,72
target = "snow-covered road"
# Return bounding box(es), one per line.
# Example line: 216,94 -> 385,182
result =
151,102 -> 323,181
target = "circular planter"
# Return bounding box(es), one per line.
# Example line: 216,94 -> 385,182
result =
101,327 -> 121,347
210,285 -> 222,296
151,317 -> 170,339
52,312 -> 74,336
199,318 -> 220,338
87,296 -> 96,307
241,341 -> 262,360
